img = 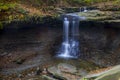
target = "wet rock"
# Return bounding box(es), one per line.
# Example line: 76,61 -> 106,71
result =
31,71 -> 35,76
27,73 -> 32,77
78,10 -> 120,28
58,63 -> 77,73
48,66 -> 65,79
42,68 -> 48,75
48,66 -> 61,76
78,69 -> 88,76
48,63 -> 77,75
13,58 -> 26,64
36,67 -> 42,75
95,65 -> 120,80
48,63 -> 81,80
84,65 -> 120,80
7,53 -> 12,56
42,75 -> 58,80
78,10 -> 109,21
0,52 -> 8,56
55,8 -> 65,14
18,74 -> 23,78
28,78 -> 35,80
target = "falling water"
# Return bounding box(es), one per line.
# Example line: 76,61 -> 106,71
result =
83,7 -> 88,12
71,18 -> 75,40
58,17 -> 80,58
64,18 -> 69,43
61,18 -> 70,57
79,7 -> 82,12
79,7 -> 88,12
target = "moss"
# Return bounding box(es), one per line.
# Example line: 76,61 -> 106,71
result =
0,22 -> 3,30
13,58 -> 26,64
98,72 -> 120,80
17,8 -> 29,14
81,78 -> 89,80
0,3 -> 16,11
95,71 -> 120,80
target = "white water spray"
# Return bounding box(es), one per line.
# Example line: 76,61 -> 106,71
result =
83,7 -> 88,12
58,17 -> 80,58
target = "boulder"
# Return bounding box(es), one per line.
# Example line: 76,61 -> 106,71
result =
83,65 -> 120,80
58,63 -> 77,73
95,65 -> 120,80
42,75 -> 58,80
48,63 -> 80,80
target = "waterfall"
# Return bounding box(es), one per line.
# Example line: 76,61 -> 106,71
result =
83,7 -> 88,12
64,18 -> 69,43
57,17 -> 80,58
61,18 -> 70,57
72,18 -> 75,40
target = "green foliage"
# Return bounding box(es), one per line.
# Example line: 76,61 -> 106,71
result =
20,0 -> 119,7
0,22 -> 3,30
0,3 -> 16,11
81,78 -> 89,80
84,0 -> 92,4
114,0 -> 120,4
17,8 -> 28,14
0,0 -> 18,22
0,0 -> 119,24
